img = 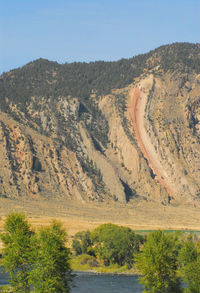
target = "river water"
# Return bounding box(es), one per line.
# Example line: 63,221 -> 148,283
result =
0,269 -> 9,286
0,269 -> 143,292
72,272 -> 143,293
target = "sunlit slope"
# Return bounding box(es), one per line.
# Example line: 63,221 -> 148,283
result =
0,43 -> 199,205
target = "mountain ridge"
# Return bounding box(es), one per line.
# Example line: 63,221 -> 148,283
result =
0,42 -> 200,206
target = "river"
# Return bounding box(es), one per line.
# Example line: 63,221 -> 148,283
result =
72,272 -> 143,293
0,269 -> 143,292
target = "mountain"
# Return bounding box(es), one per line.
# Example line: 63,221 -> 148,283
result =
0,42 -> 200,206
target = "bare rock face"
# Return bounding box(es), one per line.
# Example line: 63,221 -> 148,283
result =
0,43 -> 200,205
128,74 -> 200,204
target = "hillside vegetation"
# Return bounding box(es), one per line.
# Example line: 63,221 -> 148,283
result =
0,43 -> 199,205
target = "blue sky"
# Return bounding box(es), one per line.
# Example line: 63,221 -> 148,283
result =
0,0 -> 199,73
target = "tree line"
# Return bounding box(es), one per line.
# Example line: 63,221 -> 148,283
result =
73,224 -> 200,292
0,43 -> 199,111
0,214 -> 200,292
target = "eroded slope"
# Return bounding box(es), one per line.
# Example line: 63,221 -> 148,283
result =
0,43 -> 200,205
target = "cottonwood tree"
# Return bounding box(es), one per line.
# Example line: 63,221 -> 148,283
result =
91,223 -> 143,267
135,230 -> 182,293
72,230 -> 93,256
179,236 -> 200,293
30,220 -> 73,293
0,213 -> 33,293
1,214 -> 73,293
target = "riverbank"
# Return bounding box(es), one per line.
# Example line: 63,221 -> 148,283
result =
71,254 -> 139,275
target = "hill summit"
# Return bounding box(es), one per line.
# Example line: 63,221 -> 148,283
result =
0,43 -> 200,206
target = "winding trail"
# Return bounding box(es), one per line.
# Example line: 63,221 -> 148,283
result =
130,81 -> 174,196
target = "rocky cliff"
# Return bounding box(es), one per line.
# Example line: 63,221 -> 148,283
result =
0,43 -> 199,205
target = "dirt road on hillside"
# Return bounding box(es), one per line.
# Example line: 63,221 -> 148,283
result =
130,79 -> 175,197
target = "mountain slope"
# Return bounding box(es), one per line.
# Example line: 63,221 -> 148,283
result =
0,43 -> 200,205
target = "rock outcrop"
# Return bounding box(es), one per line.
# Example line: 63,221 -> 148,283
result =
0,43 -> 199,205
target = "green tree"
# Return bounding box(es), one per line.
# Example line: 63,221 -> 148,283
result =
0,213 -> 33,293
135,230 -> 182,293
179,236 -> 200,293
0,214 -> 73,293
30,220 -> 73,293
91,223 -> 142,267
72,230 -> 93,256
